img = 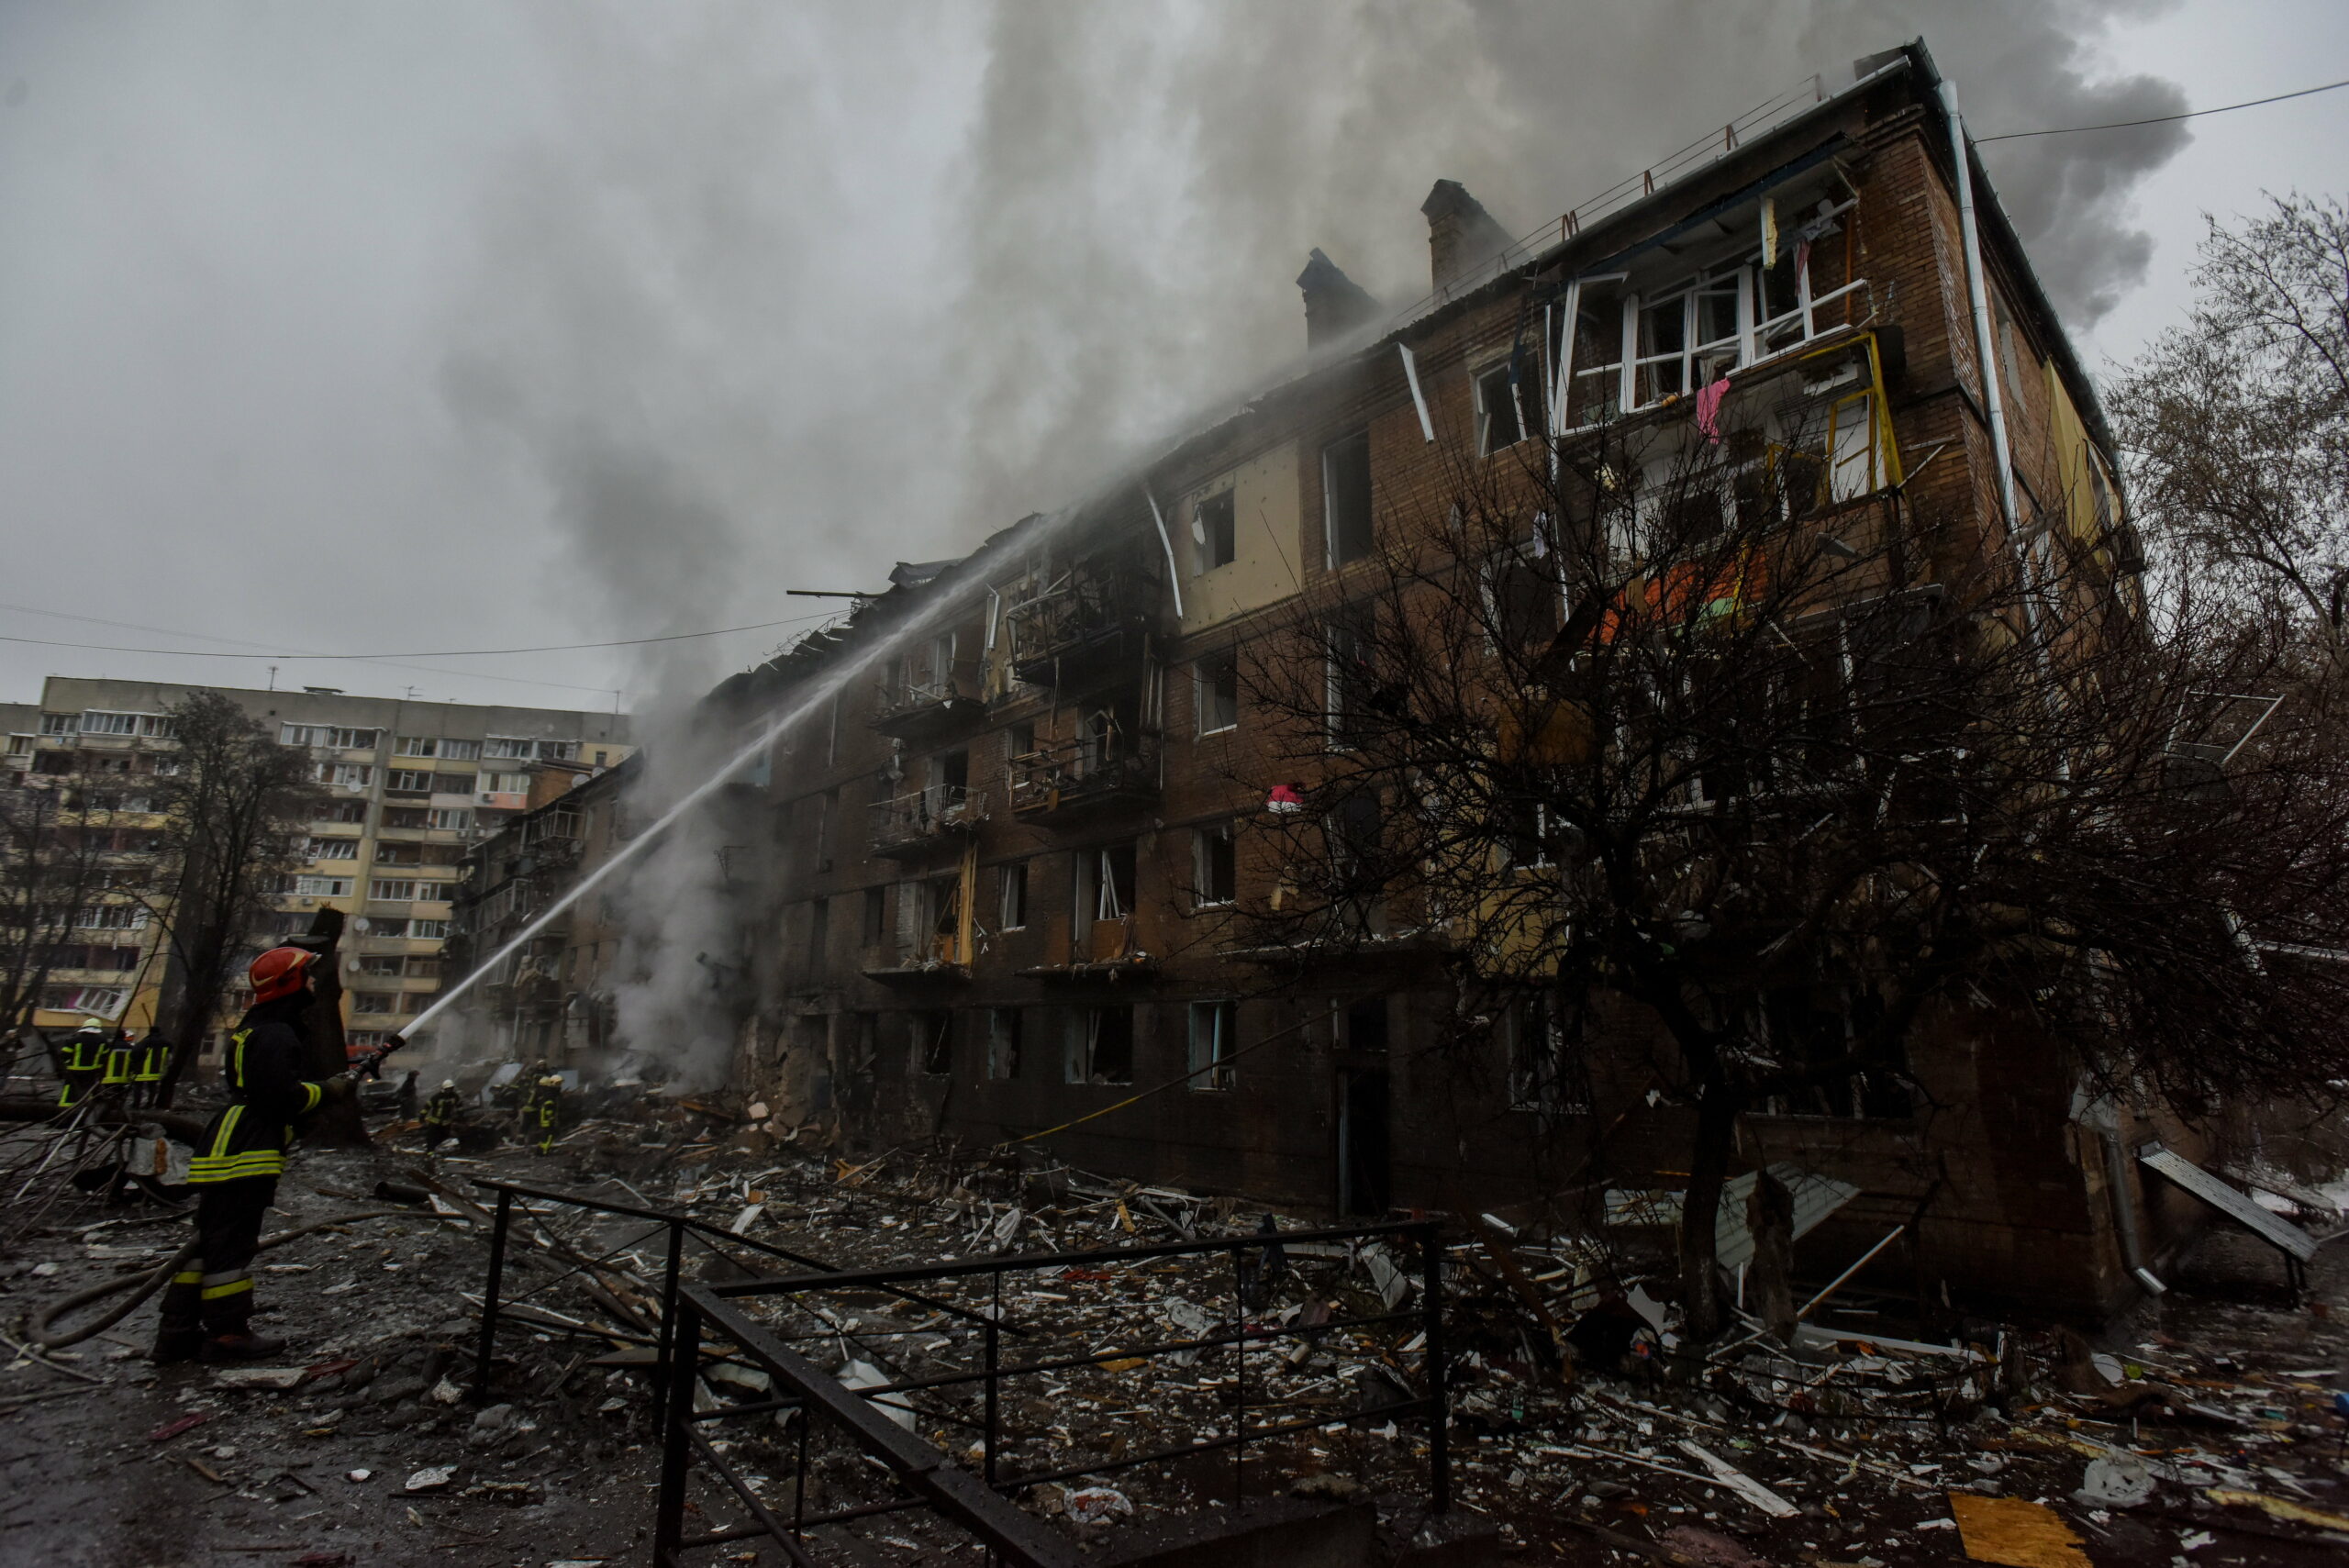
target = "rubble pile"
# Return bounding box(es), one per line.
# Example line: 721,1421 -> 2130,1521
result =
7,1106 -> 2349,1564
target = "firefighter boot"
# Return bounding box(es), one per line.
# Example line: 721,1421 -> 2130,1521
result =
151,1271 -> 204,1363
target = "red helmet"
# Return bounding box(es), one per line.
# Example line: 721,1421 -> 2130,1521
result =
249,946 -> 318,1006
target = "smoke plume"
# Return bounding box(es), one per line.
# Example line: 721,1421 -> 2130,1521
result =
438,1 -> 2188,1081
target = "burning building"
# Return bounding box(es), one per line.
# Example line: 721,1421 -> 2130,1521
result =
485,42 -> 2277,1321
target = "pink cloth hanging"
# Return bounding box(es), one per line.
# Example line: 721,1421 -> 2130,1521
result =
1695,377 -> 1731,444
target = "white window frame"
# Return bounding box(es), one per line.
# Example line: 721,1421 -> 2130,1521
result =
1192,823 -> 1236,908
292,875 -> 353,899
1193,489 -> 1238,574
1473,360 -> 1540,456
369,878 -> 419,903
997,860 -> 1028,930
408,918 -> 450,940
1195,654 -> 1240,737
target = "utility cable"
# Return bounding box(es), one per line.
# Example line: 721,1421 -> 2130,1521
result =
0,608 -> 840,662
1977,75 -> 2349,142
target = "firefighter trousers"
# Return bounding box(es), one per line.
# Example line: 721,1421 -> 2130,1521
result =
157,1176 -> 276,1346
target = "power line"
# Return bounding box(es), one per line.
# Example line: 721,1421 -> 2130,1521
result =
0,603 -> 840,662
1977,75 -> 2349,142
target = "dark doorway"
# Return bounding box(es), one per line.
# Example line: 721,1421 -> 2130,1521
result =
1338,1068 -> 1391,1216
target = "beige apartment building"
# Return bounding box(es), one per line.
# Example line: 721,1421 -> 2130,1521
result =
4,677 -> 629,1050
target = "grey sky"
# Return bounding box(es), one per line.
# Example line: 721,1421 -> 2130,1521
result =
1,1 -> 2343,717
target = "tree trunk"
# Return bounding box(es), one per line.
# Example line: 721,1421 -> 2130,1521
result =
302,906 -> 370,1148
1746,1167 -> 1798,1342
1675,1092 -> 1742,1345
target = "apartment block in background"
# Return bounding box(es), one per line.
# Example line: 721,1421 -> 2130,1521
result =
8,676 -> 629,1053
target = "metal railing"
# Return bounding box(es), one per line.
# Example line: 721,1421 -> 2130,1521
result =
654,1220 -> 1450,1566
1006,734 -> 1160,817
867,783 -> 986,851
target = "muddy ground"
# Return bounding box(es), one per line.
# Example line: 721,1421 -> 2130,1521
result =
6,1108 -> 2349,1567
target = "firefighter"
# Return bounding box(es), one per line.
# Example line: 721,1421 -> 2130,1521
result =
395,1069 -> 419,1121
531,1073 -> 563,1155
421,1079 -> 462,1151
154,947 -> 362,1363
55,1018 -> 108,1111
131,1030 -> 173,1108
100,1028 -> 136,1101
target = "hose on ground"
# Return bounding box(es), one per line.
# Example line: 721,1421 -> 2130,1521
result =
26,1207 -> 431,1350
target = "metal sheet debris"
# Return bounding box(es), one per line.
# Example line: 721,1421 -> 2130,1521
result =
2139,1143 -> 2318,1261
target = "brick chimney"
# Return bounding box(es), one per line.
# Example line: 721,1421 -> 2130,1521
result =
1296,248 -> 1382,350
1420,179 -> 1515,297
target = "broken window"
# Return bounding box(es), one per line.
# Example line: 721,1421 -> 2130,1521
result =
861,885 -> 890,949
1187,999 -> 1236,1090
1324,603 -> 1377,749
807,897 -> 829,973
1485,541 -> 1563,649
985,1007 -> 1022,1080
1196,653 -> 1240,735
996,860 -> 1028,929
1503,993 -> 1585,1113
1074,842 -> 1137,926
307,836 -> 359,861
1475,361 -> 1542,454
925,875 -> 962,963
1192,823 -> 1237,907
916,1009 -> 953,1076
1339,995 -> 1390,1054
1195,490 -> 1237,573
1065,1006 -> 1134,1085
1322,429 -> 1374,566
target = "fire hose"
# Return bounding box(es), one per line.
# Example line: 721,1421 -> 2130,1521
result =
24,1207 -> 437,1351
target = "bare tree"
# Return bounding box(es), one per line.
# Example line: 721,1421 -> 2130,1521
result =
0,771 -> 127,1039
1235,406 -> 2349,1341
146,692 -> 321,1106
2116,194 -> 2349,658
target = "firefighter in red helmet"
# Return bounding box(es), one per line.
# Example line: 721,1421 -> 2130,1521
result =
154,945 -> 358,1362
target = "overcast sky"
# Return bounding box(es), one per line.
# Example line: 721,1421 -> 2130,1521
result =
3,1 -> 2343,719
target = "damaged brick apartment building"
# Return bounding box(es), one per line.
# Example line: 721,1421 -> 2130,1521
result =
455,42 -> 2223,1320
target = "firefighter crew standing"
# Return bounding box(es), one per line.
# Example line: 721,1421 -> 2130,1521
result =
154,947 -> 360,1362
132,1030 -> 172,1107
55,1018 -> 109,1111
422,1079 -> 462,1150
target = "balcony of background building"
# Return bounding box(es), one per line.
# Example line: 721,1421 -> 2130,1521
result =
868,782 -> 987,860
869,657 -> 986,742
1008,731 -> 1160,825
1004,562 -> 1154,694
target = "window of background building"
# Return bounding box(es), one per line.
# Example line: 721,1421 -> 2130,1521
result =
862,886 -> 889,949
1323,604 -> 1376,748
1323,429 -> 1373,566
396,736 -> 441,757
997,860 -> 1028,929
986,1007 -> 1022,1080
1187,999 -> 1236,1090
806,896 -> 829,973
440,739 -> 482,761
369,878 -> 418,902
407,918 -> 449,940
1196,654 -> 1240,735
1193,824 -> 1236,907
1195,490 -> 1237,573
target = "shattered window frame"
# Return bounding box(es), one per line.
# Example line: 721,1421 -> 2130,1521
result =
1186,998 -> 1236,1091
985,1006 -> 1022,1081
1194,489 -> 1238,573
1192,822 -> 1237,909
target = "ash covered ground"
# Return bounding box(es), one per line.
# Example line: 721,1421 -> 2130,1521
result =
6,1096 -> 2349,1567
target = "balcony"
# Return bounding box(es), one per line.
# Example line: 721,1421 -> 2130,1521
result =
868,784 -> 987,860
1003,564 -> 1153,693
1008,734 -> 1160,825
1018,914 -> 1159,982
861,929 -> 972,986
869,660 -> 986,742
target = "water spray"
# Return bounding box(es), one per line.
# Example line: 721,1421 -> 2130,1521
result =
398,511 -> 1074,1043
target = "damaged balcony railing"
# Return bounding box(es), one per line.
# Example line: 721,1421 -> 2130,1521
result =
868,783 -> 986,858
870,661 -> 986,740
1007,734 -> 1160,822
653,1220 -> 1450,1567
1003,563 -> 1155,689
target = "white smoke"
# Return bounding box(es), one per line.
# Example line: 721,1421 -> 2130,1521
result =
435,3 -> 2188,1083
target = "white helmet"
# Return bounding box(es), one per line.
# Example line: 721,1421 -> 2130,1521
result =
540,1074 -> 563,1087
81,1018 -> 107,1031
440,1079 -> 456,1091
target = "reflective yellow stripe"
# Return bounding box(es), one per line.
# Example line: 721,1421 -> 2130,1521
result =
207,1104 -> 244,1162
299,1083 -> 322,1113
228,1028 -> 250,1093
186,1153 -> 285,1183
199,1279 -> 252,1300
